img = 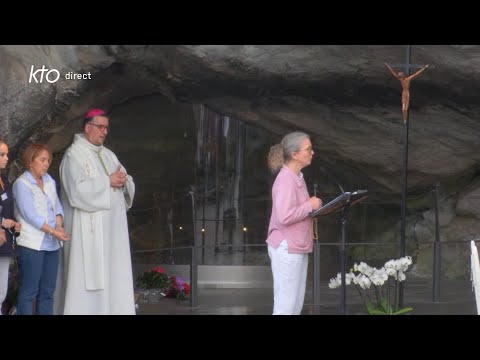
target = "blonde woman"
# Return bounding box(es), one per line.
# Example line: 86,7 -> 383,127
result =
13,143 -> 69,315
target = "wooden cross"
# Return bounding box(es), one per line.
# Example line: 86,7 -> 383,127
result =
385,45 -> 429,124
386,45 -> 430,308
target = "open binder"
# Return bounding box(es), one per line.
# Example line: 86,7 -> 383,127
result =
309,189 -> 368,218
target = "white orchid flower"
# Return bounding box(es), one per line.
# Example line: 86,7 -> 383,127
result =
384,259 -> 396,270
398,256 -> 412,271
329,256 -> 414,314
364,266 -> 375,277
357,262 -> 369,274
370,268 -> 388,286
385,267 -> 397,276
328,277 -> 341,289
359,274 -> 371,289
346,272 -> 355,285
352,273 -> 360,285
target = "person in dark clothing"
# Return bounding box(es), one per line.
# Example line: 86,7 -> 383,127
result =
0,139 -> 21,315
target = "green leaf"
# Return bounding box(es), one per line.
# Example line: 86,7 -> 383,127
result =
392,307 -> 413,315
364,298 -> 413,315
378,298 -> 393,314
368,309 -> 388,315
365,302 -> 375,312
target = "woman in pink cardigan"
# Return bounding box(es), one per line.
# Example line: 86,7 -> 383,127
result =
266,132 -> 322,315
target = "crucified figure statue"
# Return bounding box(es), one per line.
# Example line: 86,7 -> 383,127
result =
385,63 -> 429,123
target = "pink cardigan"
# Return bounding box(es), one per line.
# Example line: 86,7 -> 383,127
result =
266,165 -> 313,254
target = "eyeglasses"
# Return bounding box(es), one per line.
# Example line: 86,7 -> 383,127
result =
88,123 -> 110,131
298,146 -> 313,152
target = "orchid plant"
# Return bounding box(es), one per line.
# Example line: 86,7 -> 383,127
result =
329,256 -> 413,315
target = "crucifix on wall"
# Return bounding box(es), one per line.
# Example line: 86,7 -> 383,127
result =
385,61 -> 429,123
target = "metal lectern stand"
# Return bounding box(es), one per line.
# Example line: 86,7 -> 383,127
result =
310,189 -> 368,315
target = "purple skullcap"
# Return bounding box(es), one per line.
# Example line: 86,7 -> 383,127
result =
84,108 -> 106,119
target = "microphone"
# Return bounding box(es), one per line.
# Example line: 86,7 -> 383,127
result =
319,166 -> 345,194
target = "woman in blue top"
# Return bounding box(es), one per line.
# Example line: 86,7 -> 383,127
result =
13,143 -> 69,315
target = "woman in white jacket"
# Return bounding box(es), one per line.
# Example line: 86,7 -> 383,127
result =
13,143 -> 69,315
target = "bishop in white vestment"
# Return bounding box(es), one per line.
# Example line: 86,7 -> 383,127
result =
55,109 -> 135,315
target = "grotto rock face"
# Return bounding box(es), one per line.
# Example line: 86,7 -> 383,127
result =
1,45 -> 480,278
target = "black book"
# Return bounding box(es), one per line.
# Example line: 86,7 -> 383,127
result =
309,190 -> 368,218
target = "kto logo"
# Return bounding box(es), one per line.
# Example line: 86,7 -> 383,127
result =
28,65 -> 60,83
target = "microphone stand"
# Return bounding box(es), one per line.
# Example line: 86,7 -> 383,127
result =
319,166 -> 349,314
319,166 -> 345,195
339,200 -> 350,315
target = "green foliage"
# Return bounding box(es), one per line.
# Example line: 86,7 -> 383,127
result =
366,298 -> 413,315
136,267 -> 170,289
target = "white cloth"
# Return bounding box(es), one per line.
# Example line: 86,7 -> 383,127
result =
268,239 -> 308,315
55,133 -> 135,315
471,241 -> 480,315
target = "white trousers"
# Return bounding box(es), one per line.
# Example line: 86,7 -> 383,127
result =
0,257 -> 11,315
268,240 -> 308,315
